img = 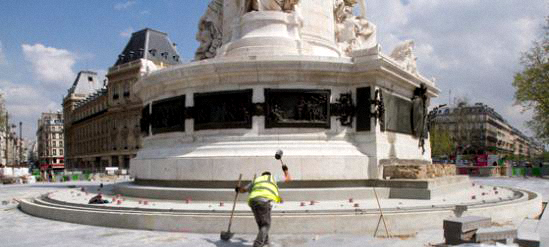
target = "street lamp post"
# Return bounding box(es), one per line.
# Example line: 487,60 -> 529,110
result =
11,124 -> 16,166
19,122 -> 22,166
4,112 -> 8,166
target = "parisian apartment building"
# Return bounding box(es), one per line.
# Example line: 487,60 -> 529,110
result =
430,102 -> 545,158
63,28 -> 180,173
36,112 -> 64,172
1,123 -> 27,167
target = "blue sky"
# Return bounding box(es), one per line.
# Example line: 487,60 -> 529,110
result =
0,0 -> 208,73
0,0 -> 209,139
0,0 -> 547,141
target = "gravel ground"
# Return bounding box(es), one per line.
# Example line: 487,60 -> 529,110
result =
1,177 -> 547,247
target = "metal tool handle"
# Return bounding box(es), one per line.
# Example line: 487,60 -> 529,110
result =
227,174 -> 242,232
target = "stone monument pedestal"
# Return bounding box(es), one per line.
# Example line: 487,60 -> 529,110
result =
132,0 -> 439,189
221,11 -> 308,57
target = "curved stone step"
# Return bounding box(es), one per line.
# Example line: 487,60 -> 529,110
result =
18,187 -> 542,235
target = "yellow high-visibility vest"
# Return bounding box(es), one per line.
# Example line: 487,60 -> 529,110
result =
248,175 -> 281,204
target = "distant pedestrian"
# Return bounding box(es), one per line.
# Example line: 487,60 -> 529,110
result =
525,162 -> 532,178
88,193 -> 109,204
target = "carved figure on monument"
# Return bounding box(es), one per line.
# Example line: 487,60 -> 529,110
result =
411,83 -> 428,153
334,0 -> 377,56
390,40 -> 418,75
245,0 -> 300,12
195,0 -> 224,60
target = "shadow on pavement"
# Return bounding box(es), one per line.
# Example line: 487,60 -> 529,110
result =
205,237 -> 251,247
29,184 -> 85,189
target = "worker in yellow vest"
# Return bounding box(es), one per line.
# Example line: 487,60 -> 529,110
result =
236,165 -> 290,247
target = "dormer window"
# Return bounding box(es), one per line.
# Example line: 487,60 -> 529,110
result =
173,55 -> 180,62
161,52 -> 168,59
149,49 -> 157,56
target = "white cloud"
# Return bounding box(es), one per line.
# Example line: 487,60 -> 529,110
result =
114,1 -> 136,10
366,0 -> 546,137
120,27 -> 135,38
0,79 -> 60,141
21,43 -> 76,84
504,104 -> 534,135
0,41 -> 6,65
513,17 -> 539,53
140,10 -> 150,15
0,80 -> 59,119
94,69 -> 108,86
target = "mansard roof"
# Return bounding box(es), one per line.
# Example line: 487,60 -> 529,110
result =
67,71 -> 102,96
114,28 -> 181,66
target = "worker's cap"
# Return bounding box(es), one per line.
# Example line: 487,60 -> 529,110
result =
261,171 -> 271,176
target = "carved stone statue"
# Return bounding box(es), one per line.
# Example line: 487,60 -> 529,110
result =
195,0 -> 224,60
334,0 -> 377,56
390,40 -> 418,75
245,0 -> 300,12
411,83 -> 428,153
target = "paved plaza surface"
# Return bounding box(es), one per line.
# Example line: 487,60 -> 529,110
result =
1,177 -> 547,247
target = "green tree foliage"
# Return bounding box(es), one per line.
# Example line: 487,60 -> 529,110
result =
430,127 -> 454,157
513,17 -> 549,144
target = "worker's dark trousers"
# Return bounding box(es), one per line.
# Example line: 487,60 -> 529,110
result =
250,198 -> 272,247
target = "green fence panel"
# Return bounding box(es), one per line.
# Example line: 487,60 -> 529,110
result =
512,167 -> 526,176
72,175 -> 79,181
543,166 -> 549,176
532,168 -> 541,176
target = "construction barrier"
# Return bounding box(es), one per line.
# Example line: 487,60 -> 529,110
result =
542,166 -> 549,176
512,167 -> 522,176
532,168 -> 541,177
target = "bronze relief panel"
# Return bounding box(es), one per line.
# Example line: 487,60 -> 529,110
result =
193,89 -> 253,130
265,89 -> 330,129
151,95 -> 186,134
